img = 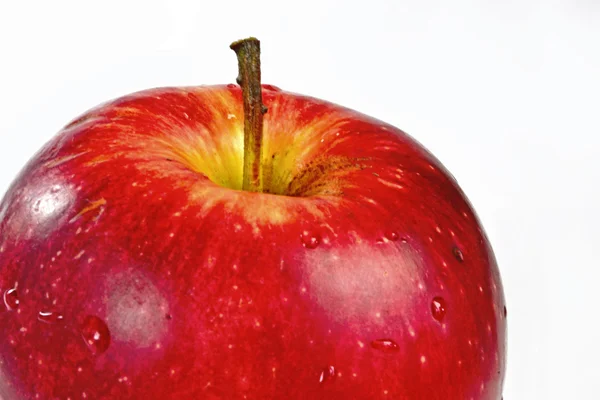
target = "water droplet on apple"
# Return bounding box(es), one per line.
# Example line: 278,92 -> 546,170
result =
431,297 -> 447,322
318,365 -> 336,384
3,287 -> 19,311
300,231 -> 321,249
81,315 -> 111,355
38,311 -> 65,324
227,84 -> 238,89
384,231 -> 399,241
452,246 -> 464,262
262,84 -> 282,92
370,339 -> 400,353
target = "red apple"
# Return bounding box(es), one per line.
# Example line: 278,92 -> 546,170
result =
0,39 -> 506,399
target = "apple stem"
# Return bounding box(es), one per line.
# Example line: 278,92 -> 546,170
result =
230,37 -> 266,193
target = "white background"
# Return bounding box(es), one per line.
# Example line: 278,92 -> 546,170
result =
1,1 -> 598,398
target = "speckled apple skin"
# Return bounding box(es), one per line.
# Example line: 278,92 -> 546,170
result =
0,84 -> 506,399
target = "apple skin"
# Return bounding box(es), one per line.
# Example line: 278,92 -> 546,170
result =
0,84 -> 506,399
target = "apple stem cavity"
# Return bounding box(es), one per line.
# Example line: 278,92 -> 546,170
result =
230,37 -> 267,193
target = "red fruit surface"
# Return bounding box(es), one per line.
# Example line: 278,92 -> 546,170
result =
0,84 -> 506,399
